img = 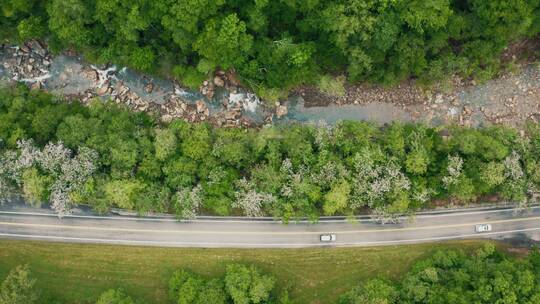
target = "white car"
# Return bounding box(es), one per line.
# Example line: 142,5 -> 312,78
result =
475,224 -> 492,233
320,234 -> 337,242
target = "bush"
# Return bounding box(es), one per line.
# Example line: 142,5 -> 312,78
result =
317,75 -> 346,97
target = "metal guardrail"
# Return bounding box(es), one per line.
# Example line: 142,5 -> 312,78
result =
109,201 -> 537,222
2,200 -> 536,223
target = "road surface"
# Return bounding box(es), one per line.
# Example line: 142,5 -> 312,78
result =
0,204 -> 540,248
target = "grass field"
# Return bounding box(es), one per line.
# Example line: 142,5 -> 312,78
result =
0,240 -> 499,304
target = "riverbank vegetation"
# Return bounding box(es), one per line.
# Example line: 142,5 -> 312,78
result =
1,0 -> 539,97
2,86 -> 540,220
0,239 -> 493,303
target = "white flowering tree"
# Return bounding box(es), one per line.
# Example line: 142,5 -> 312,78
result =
310,160 -> 349,188
279,158 -> 314,198
174,184 -> 202,219
442,155 -> 464,189
275,158 -> 325,221
0,140 -> 98,216
441,154 -> 476,202
504,151 -> 525,180
233,178 -> 276,217
502,151 -> 528,206
349,148 -> 411,211
312,121 -> 333,151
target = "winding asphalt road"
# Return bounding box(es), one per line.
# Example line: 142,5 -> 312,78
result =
1,204 -> 540,248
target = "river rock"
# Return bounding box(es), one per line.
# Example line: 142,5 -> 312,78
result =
84,69 -> 99,82
434,93 -> 443,104
196,99 -> 207,114
118,85 -> 130,96
276,105 -> 288,118
31,82 -> 41,90
180,102 -> 188,112
204,82 -> 215,98
161,114 -> 174,123
144,82 -> 154,93
225,111 -> 237,121
213,76 -> 225,87
31,42 -> 47,57
20,45 -> 31,53
97,85 -> 109,96
226,71 -> 240,86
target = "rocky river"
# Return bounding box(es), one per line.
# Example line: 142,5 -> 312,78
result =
1,41 -> 540,129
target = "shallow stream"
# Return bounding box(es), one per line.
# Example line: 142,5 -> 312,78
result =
2,44 -> 540,127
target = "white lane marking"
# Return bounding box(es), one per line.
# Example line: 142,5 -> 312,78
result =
1,216 -> 540,235
0,226 -> 539,247
1,205 -> 538,224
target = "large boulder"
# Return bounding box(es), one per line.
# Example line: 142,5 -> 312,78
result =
97,85 -> 109,96
213,76 -> 225,87
144,82 -> 154,93
84,69 -> 99,83
196,99 -> 208,114
276,104 -> 288,118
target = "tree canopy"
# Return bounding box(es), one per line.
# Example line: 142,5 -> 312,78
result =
169,264 -> 278,304
0,265 -> 37,304
340,244 -> 540,304
1,0 -> 539,95
2,87 -> 540,220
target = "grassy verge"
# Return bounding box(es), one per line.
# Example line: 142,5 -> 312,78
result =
0,240 -> 501,304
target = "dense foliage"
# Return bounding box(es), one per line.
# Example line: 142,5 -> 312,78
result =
340,244 -> 540,304
1,0 -> 539,96
2,86 -> 540,220
169,264 -> 287,304
0,263 -> 284,304
0,265 -> 37,304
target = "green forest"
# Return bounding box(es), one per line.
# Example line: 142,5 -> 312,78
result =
1,0 -> 539,97
2,86 -> 540,220
341,244 -> 540,304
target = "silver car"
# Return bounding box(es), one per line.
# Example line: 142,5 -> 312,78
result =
475,224 -> 492,233
320,234 -> 337,242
